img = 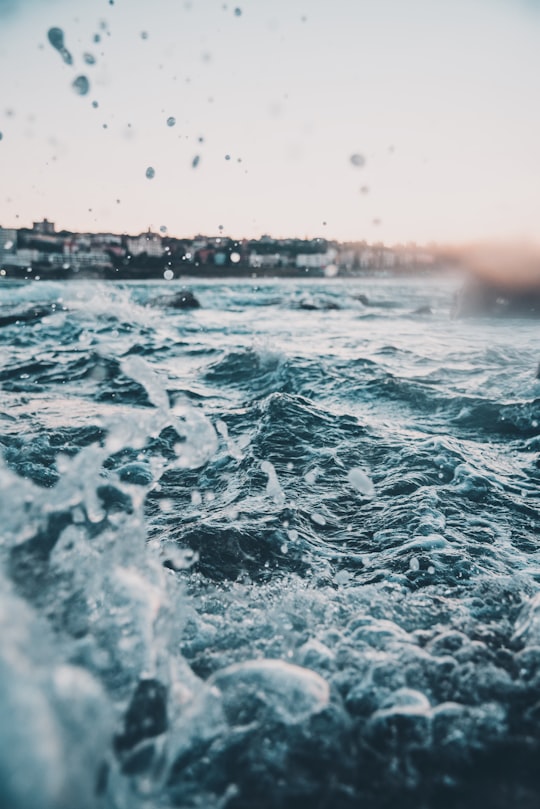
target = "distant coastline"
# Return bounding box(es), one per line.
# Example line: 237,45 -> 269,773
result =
0,218 -> 443,282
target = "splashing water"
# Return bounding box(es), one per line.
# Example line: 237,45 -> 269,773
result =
1,276 -> 540,808
47,27 -> 73,66
72,75 -> 90,96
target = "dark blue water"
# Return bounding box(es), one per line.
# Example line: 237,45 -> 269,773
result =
1,276 -> 539,809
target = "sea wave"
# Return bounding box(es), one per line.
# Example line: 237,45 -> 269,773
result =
1,277 -> 540,808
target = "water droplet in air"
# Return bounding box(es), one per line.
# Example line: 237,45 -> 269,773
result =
163,269 -> 174,280
160,225 -> 167,233
47,27 -> 64,49
166,116 -> 176,127
225,154 -> 231,160
350,153 -> 365,168
47,27 -> 73,65
0,132 -> 3,141
83,52 -> 96,65
234,7 -> 242,16
141,31 -> 149,40
230,252 -> 241,263
145,166 -> 156,179
91,100 -> 99,108
72,76 -> 90,96
192,155 -> 200,168
360,185 -> 369,194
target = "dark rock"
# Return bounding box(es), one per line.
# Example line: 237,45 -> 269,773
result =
150,290 -> 200,309
298,299 -> 340,311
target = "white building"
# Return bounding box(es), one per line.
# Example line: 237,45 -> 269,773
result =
50,252 -> 112,269
126,231 -> 163,257
295,248 -> 338,270
249,252 -> 282,269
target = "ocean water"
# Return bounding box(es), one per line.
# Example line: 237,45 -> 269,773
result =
1,275 -> 539,809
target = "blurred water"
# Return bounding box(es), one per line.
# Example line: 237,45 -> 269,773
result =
1,275 -> 539,808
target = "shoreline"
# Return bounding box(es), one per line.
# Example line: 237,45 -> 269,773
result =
0,264 -> 448,282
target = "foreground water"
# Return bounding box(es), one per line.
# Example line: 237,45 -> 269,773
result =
1,275 -> 539,809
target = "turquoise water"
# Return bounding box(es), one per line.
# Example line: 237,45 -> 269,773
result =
1,276 -> 540,808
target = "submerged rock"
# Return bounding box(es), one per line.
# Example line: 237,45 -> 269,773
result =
297,298 -> 340,311
150,290 -> 200,309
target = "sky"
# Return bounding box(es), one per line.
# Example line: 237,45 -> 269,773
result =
0,0 -> 539,244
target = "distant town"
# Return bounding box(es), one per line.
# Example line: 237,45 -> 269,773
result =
0,219 -> 442,281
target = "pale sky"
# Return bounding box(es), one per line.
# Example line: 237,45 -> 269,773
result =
0,0 -> 539,244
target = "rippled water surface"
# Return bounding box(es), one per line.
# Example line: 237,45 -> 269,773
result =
1,276 -> 540,809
